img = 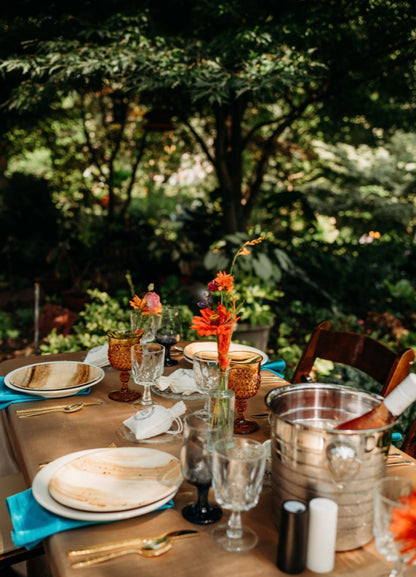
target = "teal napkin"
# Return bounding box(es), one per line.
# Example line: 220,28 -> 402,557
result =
261,359 -> 286,378
6,488 -> 174,550
0,376 -> 90,410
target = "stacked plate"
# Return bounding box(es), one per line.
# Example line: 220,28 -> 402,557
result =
4,361 -> 105,398
32,447 -> 182,521
183,341 -> 268,365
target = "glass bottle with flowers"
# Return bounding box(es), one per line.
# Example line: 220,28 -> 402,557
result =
190,236 -> 265,390
129,284 -> 163,343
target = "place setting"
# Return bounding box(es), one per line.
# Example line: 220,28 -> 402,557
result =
0,361 -> 105,410
6,446 -> 183,550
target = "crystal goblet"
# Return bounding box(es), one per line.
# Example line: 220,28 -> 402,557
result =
130,343 -> 165,406
211,437 -> 266,552
373,476 -> 414,577
180,411 -> 223,525
107,329 -> 142,402
227,351 -> 262,434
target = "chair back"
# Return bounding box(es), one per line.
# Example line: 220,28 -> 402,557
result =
292,321 -> 415,396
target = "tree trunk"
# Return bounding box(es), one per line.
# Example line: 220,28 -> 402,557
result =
213,100 -> 247,234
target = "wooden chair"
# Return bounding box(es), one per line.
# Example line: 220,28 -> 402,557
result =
292,321 -> 415,397
401,421 -> 416,459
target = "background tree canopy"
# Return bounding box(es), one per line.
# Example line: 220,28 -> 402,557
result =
1,0 -> 416,232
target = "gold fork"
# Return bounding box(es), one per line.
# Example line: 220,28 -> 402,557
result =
71,540 -> 172,568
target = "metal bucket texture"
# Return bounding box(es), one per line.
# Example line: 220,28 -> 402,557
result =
265,383 -> 394,551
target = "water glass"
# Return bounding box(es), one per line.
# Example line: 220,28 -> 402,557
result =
373,476 -> 414,577
211,437 -> 266,552
155,306 -> 181,366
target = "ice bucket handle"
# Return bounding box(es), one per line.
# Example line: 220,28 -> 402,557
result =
326,439 -> 362,487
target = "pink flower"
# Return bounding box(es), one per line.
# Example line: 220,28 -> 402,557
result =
145,291 -> 162,315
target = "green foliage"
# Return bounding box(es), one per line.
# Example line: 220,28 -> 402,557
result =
385,279 -> 416,310
40,286 -> 196,353
0,311 -> 20,340
40,289 -> 129,354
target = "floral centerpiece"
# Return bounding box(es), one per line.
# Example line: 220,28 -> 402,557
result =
191,236 -> 264,389
390,487 -> 416,565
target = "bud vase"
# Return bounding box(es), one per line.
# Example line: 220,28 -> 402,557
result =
207,381 -> 235,447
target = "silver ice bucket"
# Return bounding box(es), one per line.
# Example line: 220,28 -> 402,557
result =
265,383 -> 394,551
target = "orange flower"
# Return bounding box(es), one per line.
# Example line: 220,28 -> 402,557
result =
190,304 -> 235,336
191,304 -> 238,371
215,272 -> 234,294
130,294 -> 147,312
390,489 -> 416,565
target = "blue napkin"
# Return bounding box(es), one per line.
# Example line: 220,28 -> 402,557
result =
0,376 -> 90,410
261,359 -> 286,378
6,489 -> 174,550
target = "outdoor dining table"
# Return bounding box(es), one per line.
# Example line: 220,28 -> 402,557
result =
2,347 -> 416,577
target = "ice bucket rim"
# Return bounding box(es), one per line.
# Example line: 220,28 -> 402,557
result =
265,382 -> 395,434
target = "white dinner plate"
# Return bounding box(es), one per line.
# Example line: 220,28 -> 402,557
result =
4,362 -> 104,398
183,341 -> 268,365
32,448 -> 180,522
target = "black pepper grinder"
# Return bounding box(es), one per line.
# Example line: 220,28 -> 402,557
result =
276,499 -> 309,574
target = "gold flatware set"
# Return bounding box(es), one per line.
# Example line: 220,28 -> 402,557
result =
67,529 -> 199,567
16,400 -> 103,417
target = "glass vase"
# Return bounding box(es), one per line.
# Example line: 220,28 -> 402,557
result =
207,379 -> 235,447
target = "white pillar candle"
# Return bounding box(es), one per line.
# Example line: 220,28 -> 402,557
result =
306,498 -> 338,573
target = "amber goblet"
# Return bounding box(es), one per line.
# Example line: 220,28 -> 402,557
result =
227,351 -> 262,434
107,330 -> 142,402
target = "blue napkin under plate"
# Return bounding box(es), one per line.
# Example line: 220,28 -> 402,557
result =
0,376 -> 90,411
6,489 -> 174,550
261,359 -> 286,378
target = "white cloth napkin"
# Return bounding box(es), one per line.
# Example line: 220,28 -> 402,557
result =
123,402 -> 186,440
157,369 -> 202,395
84,344 -> 109,367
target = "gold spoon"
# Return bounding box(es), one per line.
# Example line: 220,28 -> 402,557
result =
17,401 -> 103,418
72,540 -> 173,568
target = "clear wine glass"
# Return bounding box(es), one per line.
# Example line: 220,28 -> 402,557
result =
180,411 -> 223,525
130,343 -> 165,406
211,437 -> 266,552
373,476 -> 414,577
155,306 -> 180,367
